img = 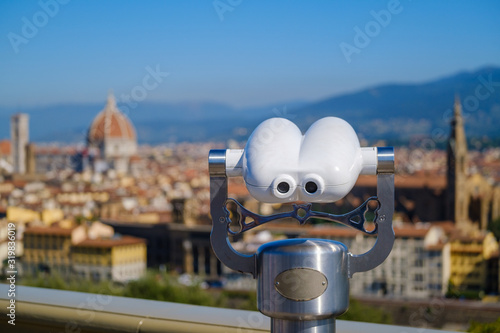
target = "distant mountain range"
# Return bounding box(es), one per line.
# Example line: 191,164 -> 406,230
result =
0,66 -> 499,144
291,66 -> 500,142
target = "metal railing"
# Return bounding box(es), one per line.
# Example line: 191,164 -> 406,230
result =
0,284 -> 458,333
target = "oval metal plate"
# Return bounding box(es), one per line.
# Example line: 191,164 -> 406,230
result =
274,268 -> 328,301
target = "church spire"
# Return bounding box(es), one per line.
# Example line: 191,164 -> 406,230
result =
454,94 -> 463,123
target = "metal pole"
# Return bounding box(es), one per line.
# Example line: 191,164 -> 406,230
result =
272,319 -> 336,333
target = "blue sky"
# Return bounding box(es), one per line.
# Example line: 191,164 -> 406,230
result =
1,0 -> 499,108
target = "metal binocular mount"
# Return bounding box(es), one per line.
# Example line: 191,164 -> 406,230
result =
209,117 -> 395,333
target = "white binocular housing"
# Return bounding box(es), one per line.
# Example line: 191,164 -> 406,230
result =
224,117 -> 392,203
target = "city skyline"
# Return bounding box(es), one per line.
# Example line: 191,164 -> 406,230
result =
1,1 -> 500,109
1,66 -> 499,144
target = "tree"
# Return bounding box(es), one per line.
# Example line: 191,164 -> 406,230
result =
488,217 -> 500,241
468,318 -> 500,333
339,298 -> 392,324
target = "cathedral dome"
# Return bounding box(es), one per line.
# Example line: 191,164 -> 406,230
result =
88,93 -> 136,144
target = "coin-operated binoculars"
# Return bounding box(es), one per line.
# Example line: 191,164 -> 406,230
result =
209,117 -> 394,333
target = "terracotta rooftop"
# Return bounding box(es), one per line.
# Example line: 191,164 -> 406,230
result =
228,180 -> 250,198
24,226 -> 76,236
35,146 -> 77,155
429,221 -> 456,233
74,235 -> 146,248
306,227 -> 359,238
426,242 -> 445,251
11,180 -> 28,188
449,232 -> 486,243
305,222 -> 456,239
394,226 -> 430,238
356,174 -> 446,190
0,140 -> 11,155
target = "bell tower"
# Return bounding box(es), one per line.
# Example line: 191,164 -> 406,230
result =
446,96 -> 469,227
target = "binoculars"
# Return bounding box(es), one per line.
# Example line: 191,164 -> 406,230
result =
209,117 -> 395,332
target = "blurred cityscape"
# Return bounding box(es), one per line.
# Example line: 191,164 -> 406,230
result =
1,92 -> 500,327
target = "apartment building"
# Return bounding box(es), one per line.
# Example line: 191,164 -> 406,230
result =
72,235 -> 146,282
22,221 -> 147,282
307,223 -> 451,299
449,231 -> 499,294
22,223 -> 86,276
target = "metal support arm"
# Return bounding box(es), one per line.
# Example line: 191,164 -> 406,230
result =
347,173 -> 394,277
208,147 -> 395,279
209,150 -> 257,277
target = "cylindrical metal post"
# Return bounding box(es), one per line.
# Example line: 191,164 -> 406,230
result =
272,318 -> 336,333
257,239 -> 349,333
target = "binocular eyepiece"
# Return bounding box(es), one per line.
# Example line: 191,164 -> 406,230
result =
224,117 -> 388,203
